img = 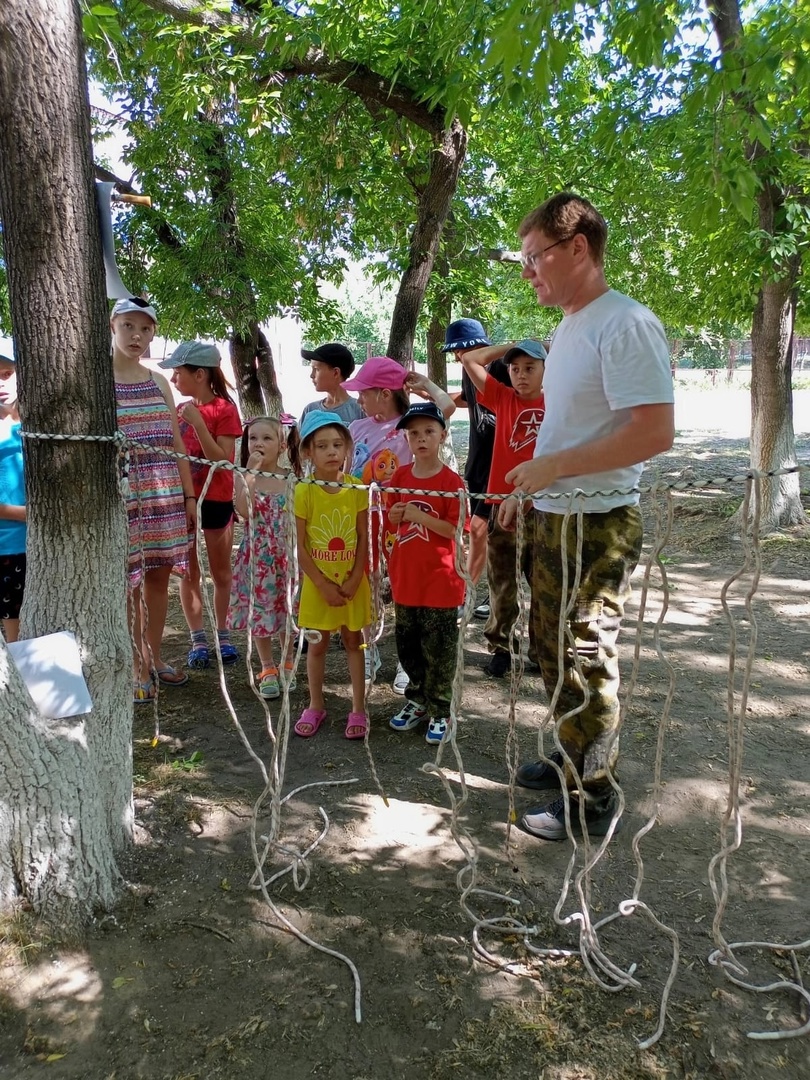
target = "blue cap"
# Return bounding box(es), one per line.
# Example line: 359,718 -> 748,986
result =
299,410 -> 352,443
441,318 -> 491,352
503,339 -> 547,363
396,401 -> 446,430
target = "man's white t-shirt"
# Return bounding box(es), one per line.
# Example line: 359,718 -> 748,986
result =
532,289 -> 673,514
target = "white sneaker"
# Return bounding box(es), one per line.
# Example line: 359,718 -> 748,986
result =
364,646 -> 381,680
389,700 -> 427,731
392,661 -> 409,695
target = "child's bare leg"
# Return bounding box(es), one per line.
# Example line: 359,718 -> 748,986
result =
255,637 -> 275,670
305,632 -> 330,711
342,628 -> 366,713
179,539 -> 203,632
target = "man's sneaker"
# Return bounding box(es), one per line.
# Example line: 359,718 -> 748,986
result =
259,668 -> 280,699
389,700 -> 427,731
521,793 -> 622,841
392,662 -> 409,695
483,650 -> 511,678
473,602 -> 490,619
515,751 -> 567,792
425,717 -> 449,745
364,646 -> 381,680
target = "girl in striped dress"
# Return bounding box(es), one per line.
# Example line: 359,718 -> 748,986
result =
112,298 -> 195,703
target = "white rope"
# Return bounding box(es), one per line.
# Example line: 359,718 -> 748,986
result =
28,423 -> 808,1043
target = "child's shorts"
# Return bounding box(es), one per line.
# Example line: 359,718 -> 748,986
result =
0,552 -> 26,620
200,499 -> 235,531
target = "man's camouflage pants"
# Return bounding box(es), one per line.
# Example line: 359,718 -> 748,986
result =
531,504 -> 643,805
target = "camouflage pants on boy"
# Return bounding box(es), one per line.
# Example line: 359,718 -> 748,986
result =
484,513 -> 538,662
530,505 -> 643,809
395,604 -> 459,718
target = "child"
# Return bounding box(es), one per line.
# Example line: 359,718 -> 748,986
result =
0,353 -> 25,643
460,339 -> 547,677
442,318 -> 512,619
112,297 -> 195,702
300,342 -> 364,426
158,341 -> 243,668
228,417 -> 296,699
342,356 -> 455,687
294,411 -> 371,739
386,402 -> 466,745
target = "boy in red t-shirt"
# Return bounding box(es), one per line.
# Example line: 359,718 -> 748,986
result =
385,402 -> 466,745
460,339 -> 546,677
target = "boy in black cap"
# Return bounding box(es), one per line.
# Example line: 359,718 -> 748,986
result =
300,342 -> 364,426
385,402 -> 466,746
441,319 -> 511,620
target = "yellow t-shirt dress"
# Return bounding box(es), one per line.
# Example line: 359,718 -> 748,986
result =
295,477 -> 372,632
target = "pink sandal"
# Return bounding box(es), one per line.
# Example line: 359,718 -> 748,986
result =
295,708 -> 327,738
344,712 -> 369,740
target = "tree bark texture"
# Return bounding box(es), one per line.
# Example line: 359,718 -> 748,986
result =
229,325 -> 283,418
0,0 -> 132,928
386,120 -> 468,365
749,265 -> 804,526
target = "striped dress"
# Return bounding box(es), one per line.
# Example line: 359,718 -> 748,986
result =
116,378 -> 190,587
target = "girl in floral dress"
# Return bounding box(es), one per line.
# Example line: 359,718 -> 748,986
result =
228,417 -> 295,699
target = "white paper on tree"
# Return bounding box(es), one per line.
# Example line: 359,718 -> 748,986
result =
7,631 -> 93,719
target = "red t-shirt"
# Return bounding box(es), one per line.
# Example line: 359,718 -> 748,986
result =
178,396 -> 243,502
385,464 -> 466,608
478,374 -> 545,503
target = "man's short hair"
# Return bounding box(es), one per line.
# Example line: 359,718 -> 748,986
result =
519,192 -> 608,265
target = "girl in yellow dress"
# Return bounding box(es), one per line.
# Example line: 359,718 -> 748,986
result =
294,412 -> 372,739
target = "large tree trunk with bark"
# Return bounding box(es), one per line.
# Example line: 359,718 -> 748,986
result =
749,270 -> 804,526
387,120 -> 467,364
0,0 -> 132,929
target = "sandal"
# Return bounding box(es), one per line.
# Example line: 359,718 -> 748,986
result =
344,712 -> 368,740
294,708 -> 327,738
153,665 -> 189,688
259,667 -> 280,700
134,679 -> 156,705
187,644 -> 210,669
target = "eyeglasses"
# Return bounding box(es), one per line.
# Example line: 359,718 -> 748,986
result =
520,239 -> 566,269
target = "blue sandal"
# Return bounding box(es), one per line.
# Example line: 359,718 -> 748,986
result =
187,645 -> 210,669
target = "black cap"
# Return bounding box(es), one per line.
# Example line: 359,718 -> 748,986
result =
301,342 -> 355,378
396,401 -> 446,430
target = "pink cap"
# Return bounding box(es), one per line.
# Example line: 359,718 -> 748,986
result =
342,356 -> 408,391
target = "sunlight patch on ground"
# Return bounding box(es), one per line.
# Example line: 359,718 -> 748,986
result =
6,952 -> 102,1043
342,795 -> 463,866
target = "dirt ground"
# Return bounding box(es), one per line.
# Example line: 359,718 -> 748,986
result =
2,426 -> 810,1080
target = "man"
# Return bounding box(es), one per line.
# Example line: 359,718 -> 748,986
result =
501,192 -> 674,841
441,318 -> 511,624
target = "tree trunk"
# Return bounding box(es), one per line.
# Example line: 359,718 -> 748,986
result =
387,120 -> 467,364
0,0 -> 132,929
229,324 -> 283,418
749,271 -> 804,527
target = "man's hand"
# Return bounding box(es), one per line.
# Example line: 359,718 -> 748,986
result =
505,454 -> 559,497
